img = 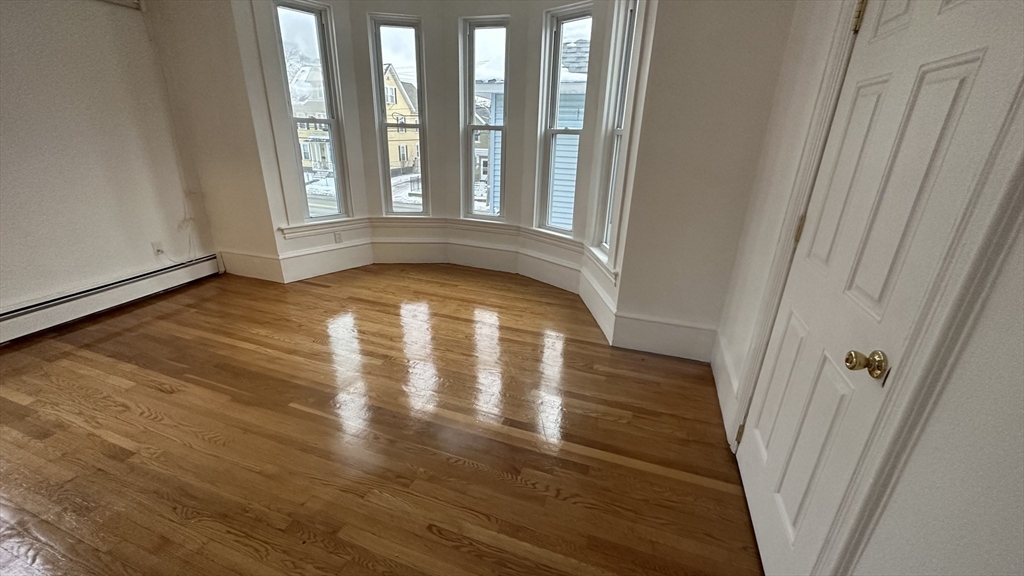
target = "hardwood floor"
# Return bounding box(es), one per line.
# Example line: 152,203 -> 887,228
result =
0,264 -> 762,575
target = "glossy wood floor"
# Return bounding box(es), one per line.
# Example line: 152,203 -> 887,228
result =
0,264 -> 762,575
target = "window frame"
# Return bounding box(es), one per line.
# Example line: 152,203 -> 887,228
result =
594,0 -> 642,257
537,4 -> 593,234
369,14 -> 431,215
461,17 -> 510,221
271,0 -> 351,221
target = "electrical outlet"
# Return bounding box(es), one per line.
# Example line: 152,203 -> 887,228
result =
334,231 -> 344,244
151,241 -> 164,256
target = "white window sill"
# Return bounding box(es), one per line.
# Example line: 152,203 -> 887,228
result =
584,243 -> 619,284
279,217 -> 370,240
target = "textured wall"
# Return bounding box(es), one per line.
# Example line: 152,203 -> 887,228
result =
615,0 -> 795,354
854,231 -> 1024,575
0,0 -> 211,310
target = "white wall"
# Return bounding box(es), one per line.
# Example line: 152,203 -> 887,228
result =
612,0 -> 795,360
711,0 -> 847,432
0,0 -> 212,310
854,230 -> 1024,576
145,0 -> 280,273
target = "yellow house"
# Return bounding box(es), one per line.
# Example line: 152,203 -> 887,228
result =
288,64 -> 334,174
381,64 -> 420,177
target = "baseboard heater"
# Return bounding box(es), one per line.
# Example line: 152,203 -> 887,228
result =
0,254 -> 220,344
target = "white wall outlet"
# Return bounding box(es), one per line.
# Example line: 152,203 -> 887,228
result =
151,241 -> 164,256
334,231 -> 344,244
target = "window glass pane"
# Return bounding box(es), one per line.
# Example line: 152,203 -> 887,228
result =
472,27 -> 506,127
614,5 -> 637,129
555,16 -> 591,129
547,133 -> 580,230
298,122 -> 340,217
379,26 -> 419,124
471,129 -> 502,216
278,7 -> 327,118
386,126 -> 423,212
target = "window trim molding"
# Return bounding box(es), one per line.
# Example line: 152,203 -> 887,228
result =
265,0 -> 353,223
535,2 -> 594,235
368,13 -> 431,216
461,16 -> 510,222
592,0 -> 645,268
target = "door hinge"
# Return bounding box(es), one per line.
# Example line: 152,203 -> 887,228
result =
852,0 -> 868,33
735,423 -> 746,445
793,213 -> 807,247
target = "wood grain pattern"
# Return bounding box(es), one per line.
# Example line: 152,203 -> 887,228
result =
0,264 -> 762,575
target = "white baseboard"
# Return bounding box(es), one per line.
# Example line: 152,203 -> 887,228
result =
0,256 -> 219,343
447,241 -> 519,273
245,218 -> 588,294
579,267 -> 616,343
373,240 -> 448,264
711,335 -> 742,450
220,251 -> 286,282
280,241 -> 373,282
517,250 -> 581,293
612,312 -> 717,362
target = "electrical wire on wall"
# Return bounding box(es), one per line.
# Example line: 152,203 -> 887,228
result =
140,0 -> 205,267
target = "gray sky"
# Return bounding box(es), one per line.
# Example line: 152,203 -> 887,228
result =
278,11 -> 592,88
563,16 -> 592,43
278,7 -> 320,63
474,26 -> 505,82
380,26 -> 419,87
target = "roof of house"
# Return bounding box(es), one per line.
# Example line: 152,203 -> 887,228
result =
401,81 -> 418,110
475,103 -> 490,124
561,39 -> 590,74
382,64 -> 418,114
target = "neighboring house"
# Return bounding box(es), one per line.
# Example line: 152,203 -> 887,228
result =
473,82 -> 504,215
549,38 -> 588,229
381,64 -> 420,179
282,47 -> 581,220
287,64 -> 334,178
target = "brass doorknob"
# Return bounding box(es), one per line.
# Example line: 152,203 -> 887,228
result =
845,350 -> 888,379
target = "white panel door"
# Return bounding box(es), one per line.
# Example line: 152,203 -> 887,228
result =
736,1 -> 1024,574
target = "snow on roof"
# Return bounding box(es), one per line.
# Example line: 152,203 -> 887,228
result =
559,68 -> 588,83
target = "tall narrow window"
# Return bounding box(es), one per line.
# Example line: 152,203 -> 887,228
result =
275,4 -> 345,218
371,19 -> 428,214
463,20 -> 508,218
599,0 -> 639,249
539,12 -> 592,232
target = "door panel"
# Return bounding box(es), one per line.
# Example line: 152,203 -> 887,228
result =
774,352 -> 853,540
847,53 -> 981,316
873,0 -> 913,40
737,1 -> 1024,573
808,77 -> 888,270
750,310 -> 807,461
